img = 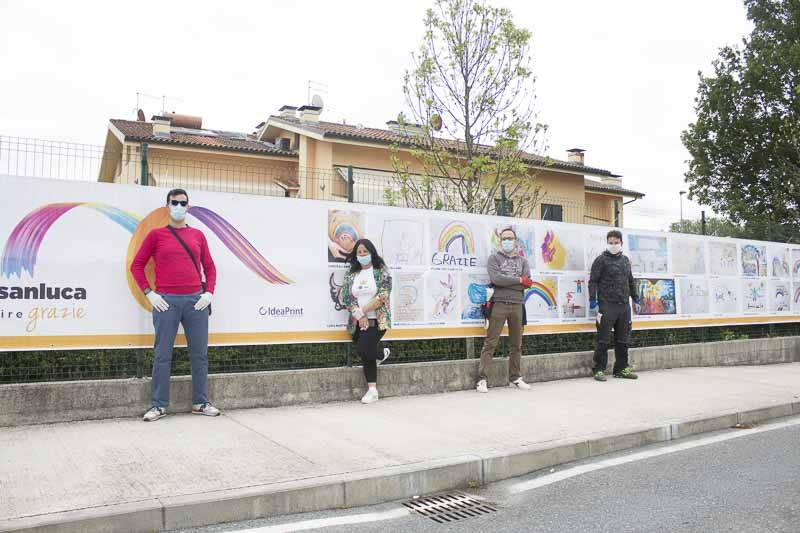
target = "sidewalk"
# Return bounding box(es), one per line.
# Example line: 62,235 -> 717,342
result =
2,364 -> 799,532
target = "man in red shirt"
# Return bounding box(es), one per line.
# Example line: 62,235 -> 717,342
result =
130,189 -> 219,422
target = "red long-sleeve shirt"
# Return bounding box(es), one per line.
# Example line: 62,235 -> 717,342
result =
130,226 -> 217,295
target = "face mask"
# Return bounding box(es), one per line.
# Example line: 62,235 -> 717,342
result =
607,243 -> 622,255
357,254 -> 372,266
501,239 -> 515,253
170,205 -> 187,221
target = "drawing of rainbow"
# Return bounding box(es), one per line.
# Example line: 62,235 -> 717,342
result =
1,202 -> 292,311
525,281 -> 557,308
438,221 -> 475,255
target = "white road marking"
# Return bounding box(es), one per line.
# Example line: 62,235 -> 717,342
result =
234,508 -> 410,533
510,416 -> 800,494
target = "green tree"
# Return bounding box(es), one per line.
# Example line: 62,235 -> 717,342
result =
681,0 -> 800,241
668,216 -> 749,237
390,0 -> 547,217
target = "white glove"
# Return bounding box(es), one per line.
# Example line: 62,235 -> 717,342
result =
194,292 -> 213,311
147,291 -> 169,312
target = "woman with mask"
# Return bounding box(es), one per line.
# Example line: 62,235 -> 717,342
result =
339,238 -> 392,404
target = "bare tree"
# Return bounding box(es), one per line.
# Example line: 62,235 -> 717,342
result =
390,0 -> 548,217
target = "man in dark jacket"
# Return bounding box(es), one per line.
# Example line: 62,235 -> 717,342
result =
477,227 -> 533,393
588,230 -> 640,381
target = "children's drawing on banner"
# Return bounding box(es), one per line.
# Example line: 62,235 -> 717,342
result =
327,209 -> 364,263
490,223 -> 535,260
671,238 -> 706,275
634,278 -> 676,315
426,271 -> 458,323
376,218 -> 424,267
394,272 -> 425,324
585,230 -> 610,270
708,241 -> 738,276
678,278 -> 709,314
742,279 -> 767,312
794,283 -> 800,313
741,244 -> 767,277
710,279 -> 740,314
627,234 -> 668,274
792,248 -> 800,280
537,226 -> 585,271
558,276 -> 587,318
769,280 -> 790,313
326,269 -> 350,328
768,245 -> 790,279
429,218 -> 486,270
460,272 -> 491,322
524,276 -> 559,319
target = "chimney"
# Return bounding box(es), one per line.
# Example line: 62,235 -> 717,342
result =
279,105 -> 298,119
297,105 -> 321,122
151,115 -> 171,138
164,113 -> 202,129
567,148 -> 585,165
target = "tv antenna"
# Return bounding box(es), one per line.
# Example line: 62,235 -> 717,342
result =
307,80 -> 328,106
134,91 -> 183,117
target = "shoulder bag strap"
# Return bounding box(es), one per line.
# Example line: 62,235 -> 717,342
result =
166,226 -> 204,288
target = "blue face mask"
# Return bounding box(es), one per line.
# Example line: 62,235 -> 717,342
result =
501,239 -> 515,253
357,254 -> 372,266
169,205 -> 187,221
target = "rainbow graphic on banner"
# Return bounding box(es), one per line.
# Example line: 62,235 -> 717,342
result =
438,221 -> 475,255
1,202 -> 292,311
525,281 -> 557,308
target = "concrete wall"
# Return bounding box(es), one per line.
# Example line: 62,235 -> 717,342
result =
2,336 -> 798,427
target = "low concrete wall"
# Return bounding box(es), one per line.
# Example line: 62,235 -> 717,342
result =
1,337 -> 798,427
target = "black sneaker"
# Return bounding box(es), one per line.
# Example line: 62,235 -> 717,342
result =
593,371 -> 607,382
614,367 -> 639,379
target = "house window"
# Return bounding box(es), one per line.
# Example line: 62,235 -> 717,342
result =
541,203 -> 563,222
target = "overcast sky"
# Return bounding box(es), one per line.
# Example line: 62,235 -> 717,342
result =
0,0 -> 751,230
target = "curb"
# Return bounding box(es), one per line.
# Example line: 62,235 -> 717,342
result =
2,401 -> 798,532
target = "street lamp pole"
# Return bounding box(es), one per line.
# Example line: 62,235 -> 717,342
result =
679,190 -> 687,232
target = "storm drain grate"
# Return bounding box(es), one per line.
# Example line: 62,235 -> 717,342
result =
403,491 -> 497,524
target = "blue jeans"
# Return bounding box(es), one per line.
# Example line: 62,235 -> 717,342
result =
151,293 -> 209,408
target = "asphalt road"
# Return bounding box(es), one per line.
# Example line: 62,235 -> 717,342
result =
180,418 -> 800,533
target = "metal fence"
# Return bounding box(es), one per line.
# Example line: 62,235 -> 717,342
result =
1,322 -> 799,384
0,135 -> 615,224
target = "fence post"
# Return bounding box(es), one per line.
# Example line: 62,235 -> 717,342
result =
140,143 -> 149,186
347,165 -> 354,203
701,210 -> 706,235
465,337 -> 476,358
137,142 -> 150,378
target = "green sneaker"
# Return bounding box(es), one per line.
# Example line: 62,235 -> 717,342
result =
593,371 -> 607,382
614,367 -> 639,380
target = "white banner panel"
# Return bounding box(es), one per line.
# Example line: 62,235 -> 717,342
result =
0,175 -> 797,350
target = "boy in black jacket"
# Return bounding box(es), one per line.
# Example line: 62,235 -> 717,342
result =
588,230 -> 640,381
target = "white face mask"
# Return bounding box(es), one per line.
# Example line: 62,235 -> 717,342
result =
607,243 -> 622,255
501,239 -> 515,253
169,205 -> 187,221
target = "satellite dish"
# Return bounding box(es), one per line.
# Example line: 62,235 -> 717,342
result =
137,109 -> 146,122
311,94 -> 324,109
430,113 -> 442,131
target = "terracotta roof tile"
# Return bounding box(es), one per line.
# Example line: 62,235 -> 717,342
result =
584,178 -> 645,198
268,116 -> 619,177
110,119 -> 297,157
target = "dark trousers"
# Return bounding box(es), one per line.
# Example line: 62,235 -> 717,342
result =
353,321 -> 386,383
593,302 -> 631,374
479,302 -> 524,382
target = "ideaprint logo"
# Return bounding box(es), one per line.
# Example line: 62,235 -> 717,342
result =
259,305 -> 304,318
431,221 -> 478,268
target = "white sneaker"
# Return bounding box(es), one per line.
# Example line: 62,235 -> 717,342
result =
143,406 -> 166,422
192,402 -> 220,416
378,348 -> 391,365
361,388 -> 379,404
510,378 -> 531,390
476,379 -> 488,393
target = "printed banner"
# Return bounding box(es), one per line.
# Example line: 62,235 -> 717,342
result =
0,175 -> 797,350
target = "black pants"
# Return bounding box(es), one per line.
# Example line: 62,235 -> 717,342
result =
593,302 -> 631,374
353,321 -> 386,383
